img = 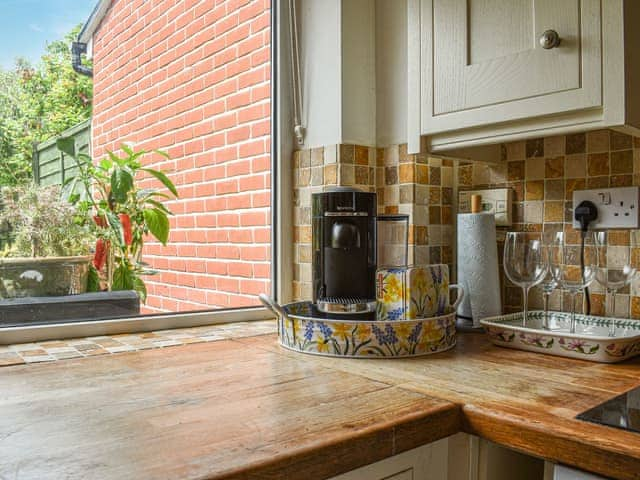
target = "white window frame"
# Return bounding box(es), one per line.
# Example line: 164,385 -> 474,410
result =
0,0 -> 294,345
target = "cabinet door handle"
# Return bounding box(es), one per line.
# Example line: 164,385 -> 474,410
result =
539,30 -> 561,49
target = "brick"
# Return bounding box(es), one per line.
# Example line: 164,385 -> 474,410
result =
93,0 -> 272,313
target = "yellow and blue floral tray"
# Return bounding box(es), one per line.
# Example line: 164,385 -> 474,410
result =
259,295 -> 456,358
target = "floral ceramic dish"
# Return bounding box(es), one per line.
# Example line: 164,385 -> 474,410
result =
480,311 -> 640,363
259,292 -> 464,358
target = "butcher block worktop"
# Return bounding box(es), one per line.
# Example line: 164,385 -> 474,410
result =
2,329 -> 640,480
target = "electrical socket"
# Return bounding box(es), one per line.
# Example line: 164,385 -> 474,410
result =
572,186 -> 640,229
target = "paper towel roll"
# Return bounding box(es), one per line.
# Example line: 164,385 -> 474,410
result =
457,213 -> 502,326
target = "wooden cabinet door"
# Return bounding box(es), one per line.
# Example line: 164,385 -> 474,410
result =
328,439 -> 448,480
422,0 -> 602,135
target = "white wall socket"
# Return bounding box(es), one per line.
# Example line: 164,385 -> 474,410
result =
458,188 -> 512,226
572,186 -> 640,229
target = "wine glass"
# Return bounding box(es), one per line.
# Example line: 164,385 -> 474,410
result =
539,231 -> 562,329
551,231 -> 598,333
595,231 -> 639,336
503,232 -> 547,326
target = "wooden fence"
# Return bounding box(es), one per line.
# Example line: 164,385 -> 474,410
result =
32,119 -> 91,186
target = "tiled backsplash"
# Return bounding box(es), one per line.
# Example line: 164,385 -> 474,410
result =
292,145 -> 454,301
459,130 -> 640,318
293,129 -> 640,319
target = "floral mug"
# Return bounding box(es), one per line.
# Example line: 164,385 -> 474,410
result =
376,264 -> 464,321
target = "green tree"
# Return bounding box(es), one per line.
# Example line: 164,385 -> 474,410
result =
0,25 -> 92,186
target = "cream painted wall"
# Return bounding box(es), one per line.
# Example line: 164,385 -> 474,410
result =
298,0 -> 342,149
297,0 -> 408,148
376,0 -> 408,147
341,0 -> 377,147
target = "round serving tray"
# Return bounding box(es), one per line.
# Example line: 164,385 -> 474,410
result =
259,294 -> 457,358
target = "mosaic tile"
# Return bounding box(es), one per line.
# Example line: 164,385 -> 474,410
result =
543,202 -> 564,223
611,150 -> 633,174
526,138 -> 544,158
458,165 -> 473,185
525,180 -> 544,201
385,166 -> 398,185
399,164 -> 414,183
430,166 -> 442,185
354,145 -> 368,165
416,164 -> 429,184
544,136 -> 565,157
611,175 -> 632,187
587,176 -> 609,189
355,166 -> 369,185
566,133 -> 586,155
611,131 -> 633,151
587,130 -> 610,153
545,157 -> 564,178
310,147 -> 324,167
489,164 -> 507,184
506,141 -> 526,161
339,144 -> 354,164
564,154 -> 586,179
0,352 -> 23,366
525,157 -> 545,180
544,179 -> 564,200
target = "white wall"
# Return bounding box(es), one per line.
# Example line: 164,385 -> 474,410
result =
298,0 -> 342,149
342,0 -> 377,147
376,0 -> 408,147
297,0 -> 407,149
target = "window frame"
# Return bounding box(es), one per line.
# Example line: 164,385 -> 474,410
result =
0,0 -> 293,344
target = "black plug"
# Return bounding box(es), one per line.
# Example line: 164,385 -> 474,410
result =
574,200 -> 598,232
573,200 -> 598,316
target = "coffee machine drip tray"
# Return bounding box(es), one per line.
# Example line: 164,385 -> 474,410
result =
316,297 -> 377,314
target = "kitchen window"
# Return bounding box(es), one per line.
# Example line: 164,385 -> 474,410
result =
0,0 -> 294,343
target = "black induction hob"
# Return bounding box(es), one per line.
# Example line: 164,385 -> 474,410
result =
577,386 -> 640,433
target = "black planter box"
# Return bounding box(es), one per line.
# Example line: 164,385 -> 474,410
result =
0,290 -> 140,327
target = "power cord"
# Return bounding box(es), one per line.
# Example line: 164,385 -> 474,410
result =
574,200 -> 598,315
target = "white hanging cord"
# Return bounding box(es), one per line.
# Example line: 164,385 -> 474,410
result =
288,0 -> 305,145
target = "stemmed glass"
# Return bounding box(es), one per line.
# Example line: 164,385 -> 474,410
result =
503,232 -> 547,326
539,231 -> 562,329
551,231 -> 598,333
595,231 -> 639,336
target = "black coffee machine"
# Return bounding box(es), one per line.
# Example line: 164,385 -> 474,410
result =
312,188 -> 377,314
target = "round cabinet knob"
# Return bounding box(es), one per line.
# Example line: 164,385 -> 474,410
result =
539,29 -> 561,49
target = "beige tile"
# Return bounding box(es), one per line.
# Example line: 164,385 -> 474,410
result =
489,164 -> 507,185
544,136 -> 565,157
586,129 -> 610,153
384,145 -> 399,166
525,157 -> 545,180
505,141 -> 526,160
310,147 -> 324,166
339,144 -> 354,164
564,154 -> 586,178
523,201 -> 543,223
472,164 -> 490,185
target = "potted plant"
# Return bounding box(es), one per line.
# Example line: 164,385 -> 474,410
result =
57,138 -> 178,302
0,183 -> 96,298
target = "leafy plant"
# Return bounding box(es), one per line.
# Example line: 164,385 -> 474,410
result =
57,138 -> 178,302
0,25 -> 92,186
0,183 -> 95,258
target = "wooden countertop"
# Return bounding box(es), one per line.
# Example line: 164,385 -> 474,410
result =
2,331 -> 640,480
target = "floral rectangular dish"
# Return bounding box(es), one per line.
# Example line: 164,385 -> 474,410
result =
480,311 -> 640,363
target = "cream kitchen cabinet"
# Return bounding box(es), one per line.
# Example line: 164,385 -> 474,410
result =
407,0 -> 640,155
328,434 -> 544,480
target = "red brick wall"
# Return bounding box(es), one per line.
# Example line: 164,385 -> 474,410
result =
91,0 -> 271,312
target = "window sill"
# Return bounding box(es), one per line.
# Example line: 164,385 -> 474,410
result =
0,316 -> 277,367
0,306 -> 275,345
